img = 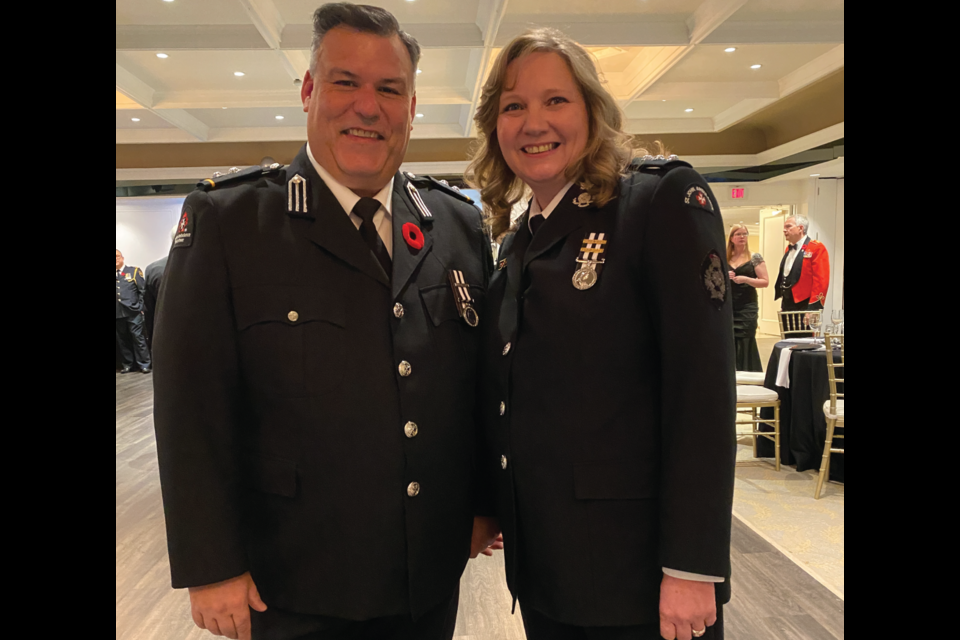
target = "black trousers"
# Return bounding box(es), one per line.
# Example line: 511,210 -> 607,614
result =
521,603 -> 723,640
115,313 -> 151,370
250,586 -> 459,640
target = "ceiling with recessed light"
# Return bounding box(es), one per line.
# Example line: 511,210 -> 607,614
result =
117,0 -> 843,155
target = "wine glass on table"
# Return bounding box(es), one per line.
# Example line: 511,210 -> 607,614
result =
808,313 -> 823,343
831,309 -> 844,335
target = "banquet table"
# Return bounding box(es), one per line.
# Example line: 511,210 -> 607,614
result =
757,341 -> 844,482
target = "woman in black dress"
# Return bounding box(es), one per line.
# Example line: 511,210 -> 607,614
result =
727,225 -> 768,371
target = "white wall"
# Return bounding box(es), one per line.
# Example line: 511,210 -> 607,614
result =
116,196 -> 185,269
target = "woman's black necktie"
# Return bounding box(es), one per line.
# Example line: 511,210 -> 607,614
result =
530,215 -> 545,236
353,197 -> 391,279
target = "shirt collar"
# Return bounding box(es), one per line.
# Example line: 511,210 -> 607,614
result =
307,143 -> 394,218
528,180 -> 575,232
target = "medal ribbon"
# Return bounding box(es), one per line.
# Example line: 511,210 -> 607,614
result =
448,270 -> 475,317
577,232 -> 607,274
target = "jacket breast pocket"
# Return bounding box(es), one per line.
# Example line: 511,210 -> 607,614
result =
420,283 -> 485,361
574,460 -> 655,501
234,285 -> 346,398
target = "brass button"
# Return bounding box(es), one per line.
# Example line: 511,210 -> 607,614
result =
393,303 -> 404,319
502,342 -> 512,356
404,421 -> 419,438
287,310 -> 299,322
501,455 -> 508,470
499,401 -> 506,416
399,361 -> 412,377
407,481 -> 420,497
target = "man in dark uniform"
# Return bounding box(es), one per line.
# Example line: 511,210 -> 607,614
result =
152,5 -> 496,640
115,249 -> 151,374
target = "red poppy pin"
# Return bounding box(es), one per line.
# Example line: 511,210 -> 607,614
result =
402,222 -> 424,251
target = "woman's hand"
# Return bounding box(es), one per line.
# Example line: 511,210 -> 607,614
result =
730,274 -> 747,285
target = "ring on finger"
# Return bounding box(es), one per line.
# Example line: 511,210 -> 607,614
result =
693,629 -> 706,638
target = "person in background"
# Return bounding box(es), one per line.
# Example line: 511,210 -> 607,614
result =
726,225 -> 767,371
468,27 -> 735,640
116,249 -> 151,374
152,4 -> 495,640
774,214 -> 829,331
142,225 -> 176,347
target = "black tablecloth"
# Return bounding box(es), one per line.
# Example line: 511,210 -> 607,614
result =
758,342 -> 844,482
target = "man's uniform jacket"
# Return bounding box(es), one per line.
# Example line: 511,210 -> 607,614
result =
774,236 -> 830,310
116,265 -> 145,318
152,145 -> 491,621
481,163 -> 737,627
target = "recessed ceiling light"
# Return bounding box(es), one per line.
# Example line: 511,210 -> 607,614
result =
416,69 -> 422,74
810,173 -> 821,177
685,108 -> 694,112
162,0 -> 174,3
156,53 -> 168,59
416,113 -> 424,118
275,115 -> 284,120
724,47 -> 736,53
222,107 -> 228,109
750,64 -> 762,69
234,71 -> 245,77
131,118 -> 141,122
662,99 -> 667,102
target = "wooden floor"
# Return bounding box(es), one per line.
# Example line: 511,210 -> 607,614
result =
117,373 -> 843,640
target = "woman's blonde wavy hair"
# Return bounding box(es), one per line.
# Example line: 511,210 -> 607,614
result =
465,28 -> 645,239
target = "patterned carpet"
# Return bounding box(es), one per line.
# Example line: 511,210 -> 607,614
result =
733,329 -> 845,603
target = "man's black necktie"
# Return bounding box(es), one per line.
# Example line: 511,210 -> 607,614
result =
353,197 -> 391,279
530,215 -> 545,236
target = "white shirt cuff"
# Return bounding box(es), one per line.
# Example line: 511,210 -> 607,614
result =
662,567 -> 725,583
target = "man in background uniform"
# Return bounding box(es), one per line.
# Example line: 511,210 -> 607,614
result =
152,4 -> 497,640
115,249 -> 151,374
775,214 -> 830,327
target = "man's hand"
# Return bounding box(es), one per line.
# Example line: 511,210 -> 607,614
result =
659,574 -> 716,640
469,516 -> 503,558
188,571 -> 267,640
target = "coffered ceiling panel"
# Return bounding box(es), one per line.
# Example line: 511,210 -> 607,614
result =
117,0 -> 843,145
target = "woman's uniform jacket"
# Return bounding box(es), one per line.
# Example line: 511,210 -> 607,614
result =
481,160 -> 737,627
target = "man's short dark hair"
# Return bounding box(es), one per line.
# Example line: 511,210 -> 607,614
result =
310,3 -> 421,76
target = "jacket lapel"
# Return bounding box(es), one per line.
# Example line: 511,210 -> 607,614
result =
500,208 -> 532,342
289,146 -> 390,288
390,173 -> 434,299
522,184 -> 586,271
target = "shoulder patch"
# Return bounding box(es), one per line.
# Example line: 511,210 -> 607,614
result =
403,172 -> 474,204
684,185 -> 715,213
701,250 -> 726,309
198,164 -> 283,192
173,205 -> 194,249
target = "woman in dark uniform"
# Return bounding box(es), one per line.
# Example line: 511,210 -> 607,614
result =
467,28 -> 736,640
726,225 -> 768,371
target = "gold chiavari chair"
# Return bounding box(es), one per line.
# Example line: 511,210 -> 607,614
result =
778,309 -> 822,340
736,384 -> 781,471
815,332 -> 844,499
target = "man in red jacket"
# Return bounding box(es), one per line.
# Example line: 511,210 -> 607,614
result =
775,214 -> 830,325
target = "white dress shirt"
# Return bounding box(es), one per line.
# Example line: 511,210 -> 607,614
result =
307,143 -> 395,258
527,178 -> 723,584
784,234 -> 809,277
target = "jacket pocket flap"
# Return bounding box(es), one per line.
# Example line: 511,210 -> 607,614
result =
233,285 -> 346,331
420,284 -> 484,327
574,460 -> 654,500
242,454 -> 297,497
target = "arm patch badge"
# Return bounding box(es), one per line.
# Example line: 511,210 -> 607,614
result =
684,185 -> 715,213
701,250 -> 726,308
173,206 -> 194,249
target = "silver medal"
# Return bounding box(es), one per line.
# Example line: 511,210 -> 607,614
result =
572,265 -> 598,290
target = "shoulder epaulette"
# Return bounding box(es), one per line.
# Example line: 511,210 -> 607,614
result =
628,155 -> 691,175
403,172 -> 474,204
198,163 -> 284,192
